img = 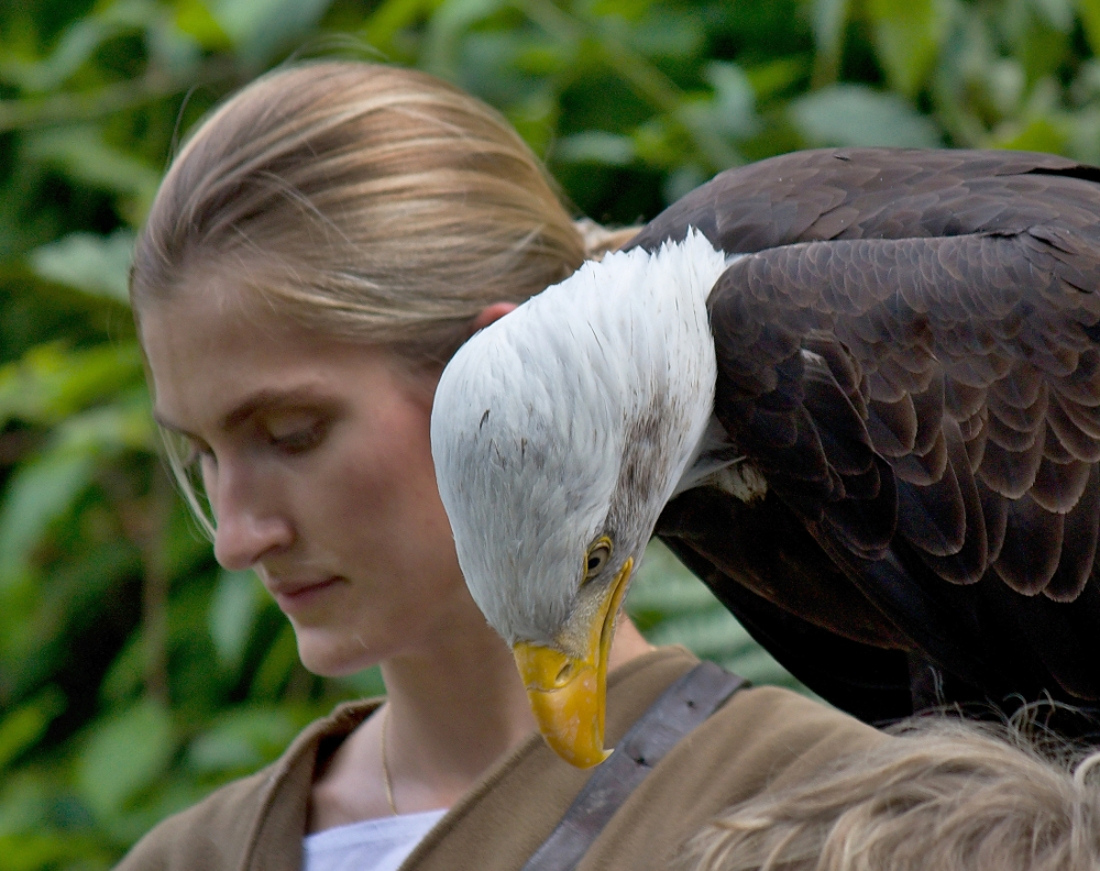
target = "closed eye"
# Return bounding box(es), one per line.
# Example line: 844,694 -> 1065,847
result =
269,419 -> 328,454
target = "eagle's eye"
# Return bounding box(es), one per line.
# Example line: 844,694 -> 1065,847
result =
583,537 -> 613,582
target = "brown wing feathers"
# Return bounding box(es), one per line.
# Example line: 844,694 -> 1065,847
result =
637,148 -> 1100,714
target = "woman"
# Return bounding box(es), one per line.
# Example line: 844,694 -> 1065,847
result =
118,61 -> 883,871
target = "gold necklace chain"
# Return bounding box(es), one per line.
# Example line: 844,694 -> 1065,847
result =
381,706 -> 398,815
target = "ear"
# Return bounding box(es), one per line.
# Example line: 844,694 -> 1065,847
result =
470,302 -> 518,333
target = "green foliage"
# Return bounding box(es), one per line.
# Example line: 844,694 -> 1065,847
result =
3,0 -> 1099,865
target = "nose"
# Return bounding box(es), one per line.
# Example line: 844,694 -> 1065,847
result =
208,466 -> 293,571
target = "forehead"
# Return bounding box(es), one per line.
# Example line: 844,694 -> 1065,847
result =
138,280 -> 407,433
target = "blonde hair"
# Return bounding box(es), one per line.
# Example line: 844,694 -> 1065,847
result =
131,61 -> 603,363
130,61 -> 635,529
682,717 -> 1100,871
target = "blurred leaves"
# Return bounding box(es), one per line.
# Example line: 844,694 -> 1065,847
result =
3,0 -> 1100,866
0,689 -> 66,772
29,231 -> 137,304
789,84 -> 942,147
76,698 -> 174,822
866,0 -> 949,97
207,570 -> 265,670
209,0 -> 336,66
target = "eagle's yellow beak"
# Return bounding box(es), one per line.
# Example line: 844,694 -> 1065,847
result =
512,557 -> 634,768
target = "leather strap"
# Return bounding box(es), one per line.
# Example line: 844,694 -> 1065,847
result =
521,661 -> 748,871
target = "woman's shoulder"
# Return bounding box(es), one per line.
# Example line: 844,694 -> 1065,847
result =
113,699 -> 380,871
709,681 -> 884,781
611,644 -> 875,741
113,765 -> 277,871
614,646 -> 882,788
572,651 -> 884,870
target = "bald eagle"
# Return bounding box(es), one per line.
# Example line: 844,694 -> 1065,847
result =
430,148 -> 1100,768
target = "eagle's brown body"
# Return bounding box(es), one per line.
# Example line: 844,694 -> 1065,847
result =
631,148 -> 1100,725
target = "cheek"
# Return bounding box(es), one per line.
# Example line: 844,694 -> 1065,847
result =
326,411 -> 448,536
373,437 -> 464,576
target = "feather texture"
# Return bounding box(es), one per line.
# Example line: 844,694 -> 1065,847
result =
432,232 -> 727,646
433,147 -> 1100,737
631,148 -> 1100,720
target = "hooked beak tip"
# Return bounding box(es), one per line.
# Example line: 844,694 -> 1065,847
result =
511,557 -> 634,768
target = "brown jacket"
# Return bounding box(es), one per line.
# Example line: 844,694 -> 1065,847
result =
115,647 -> 884,871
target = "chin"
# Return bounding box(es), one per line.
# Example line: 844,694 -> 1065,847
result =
292,626 -> 381,677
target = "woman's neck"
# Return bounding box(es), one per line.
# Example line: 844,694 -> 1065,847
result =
307,614 -> 652,830
378,624 -> 539,815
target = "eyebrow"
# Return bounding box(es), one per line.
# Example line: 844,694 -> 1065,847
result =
153,386 -> 338,436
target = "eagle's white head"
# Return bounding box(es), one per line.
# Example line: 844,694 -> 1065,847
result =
430,230 -> 728,766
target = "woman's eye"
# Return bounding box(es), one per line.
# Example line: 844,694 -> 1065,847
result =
269,420 -> 326,454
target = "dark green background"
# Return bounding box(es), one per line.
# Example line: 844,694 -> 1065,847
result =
3,0 -> 1099,866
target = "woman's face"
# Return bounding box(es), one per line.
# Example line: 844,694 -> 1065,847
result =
140,280 -> 472,675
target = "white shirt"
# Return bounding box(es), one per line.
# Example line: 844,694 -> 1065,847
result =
303,809 -> 447,871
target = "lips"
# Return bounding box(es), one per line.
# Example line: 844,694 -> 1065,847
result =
265,575 -> 342,612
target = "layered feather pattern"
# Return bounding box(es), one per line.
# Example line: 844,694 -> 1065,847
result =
636,148 -> 1100,719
